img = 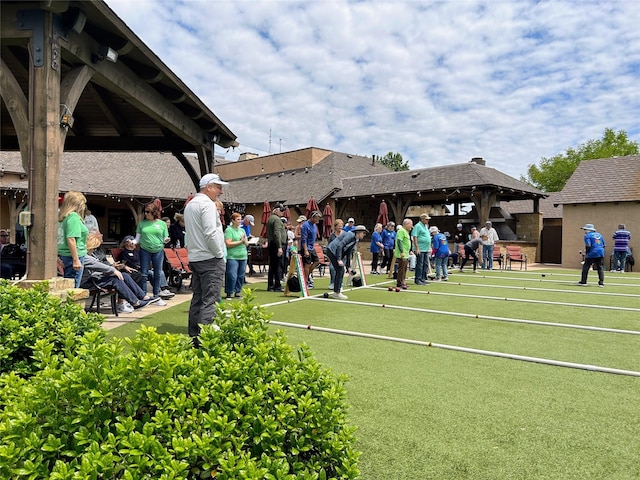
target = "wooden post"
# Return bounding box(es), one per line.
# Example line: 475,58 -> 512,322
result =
26,11 -> 63,280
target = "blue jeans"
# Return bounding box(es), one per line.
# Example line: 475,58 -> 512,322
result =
60,255 -> 85,288
139,248 -> 164,297
482,244 -> 494,269
326,250 -> 345,294
96,273 -> 146,306
435,256 -> 448,279
414,251 -> 430,282
613,251 -> 628,271
225,258 -> 247,296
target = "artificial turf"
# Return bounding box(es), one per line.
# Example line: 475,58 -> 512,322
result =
107,268 -> 640,479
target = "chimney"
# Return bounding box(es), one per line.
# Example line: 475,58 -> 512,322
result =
470,157 -> 485,166
239,152 -> 259,161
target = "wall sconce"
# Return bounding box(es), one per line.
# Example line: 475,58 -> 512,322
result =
92,45 -> 118,64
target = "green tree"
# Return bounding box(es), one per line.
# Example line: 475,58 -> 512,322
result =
522,128 -> 638,192
374,152 -> 409,171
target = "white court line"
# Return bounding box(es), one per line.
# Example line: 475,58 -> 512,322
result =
301,296 -> 640,336
270,320 -> 640,378
367,286 -> 640,313
437,280 -> 640,298
462,273 -> 640,288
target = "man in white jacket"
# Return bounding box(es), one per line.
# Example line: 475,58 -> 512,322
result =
184,173 -> 228,346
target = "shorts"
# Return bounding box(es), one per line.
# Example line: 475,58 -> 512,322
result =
303,250 -> 319,265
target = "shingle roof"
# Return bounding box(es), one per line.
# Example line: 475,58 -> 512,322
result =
334,162 -> 543,200
500,192 -> 564,218
558,155 -> 640,204
220,152 -> 392,205
0,151 -> 198,200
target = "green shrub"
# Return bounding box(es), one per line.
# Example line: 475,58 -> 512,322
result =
0,280 -> 104,378
0,294 -> 360,479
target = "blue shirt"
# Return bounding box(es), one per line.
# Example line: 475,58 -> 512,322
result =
584,231 -> 605,258
433,233 -> 450,258
370,231 -> 382,253
300,220 -> 317,251
381,228 -> 396,249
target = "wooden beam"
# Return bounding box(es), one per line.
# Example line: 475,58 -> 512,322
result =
0,57 -> 30,170
89,83 -> 130,136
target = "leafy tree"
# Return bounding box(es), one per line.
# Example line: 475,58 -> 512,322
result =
374,152 -> 409,171
522,128 -> 638,192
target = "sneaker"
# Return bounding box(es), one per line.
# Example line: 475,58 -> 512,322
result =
159,289 -> 175,299
598,283 -> 604,288
234,293 -> 241,298
332,292 -> 348,300
147,296 -> 161,304
155,299 -> 167,306
133,300 -> 149,309
442,277 -> 448,281
117,302 -> 134,313
459,269 -> 464,273
576,282 -> 587,286
328,284 -> 334,290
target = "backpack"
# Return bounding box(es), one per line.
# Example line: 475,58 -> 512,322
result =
287,275 -> 301,292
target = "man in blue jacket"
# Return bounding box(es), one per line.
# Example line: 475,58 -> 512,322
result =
577,223 -> 605,287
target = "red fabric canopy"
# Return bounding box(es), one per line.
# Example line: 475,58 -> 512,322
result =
322,204 -> 334,239
376,200 -> 389,226
283,206 -> 291,221
305,197 -> 320,218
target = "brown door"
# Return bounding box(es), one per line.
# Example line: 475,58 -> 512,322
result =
540,225 -> 562,264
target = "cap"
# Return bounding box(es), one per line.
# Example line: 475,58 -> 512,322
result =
310,211 -> 322,218
244,214 -> 255,225
420,213 -> 431,219
347,217 -> 355,223
199,173 -> 229,188
296,215 -> 307,223
273,202 -> 285,211
485,221 -> 492,225
122,235 -> 135,243
429,226 -> 439,234
456,223 -> 462,228
353,225 -> 369,234
581,223 -> 596,232
471,226 -> 477,230
444,231 -> 450,238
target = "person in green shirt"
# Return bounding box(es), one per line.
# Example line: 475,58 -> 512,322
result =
224,212 -> 249,299
57,191 -> 89,288
394,218 -> 413,289
133,202 -> 170,302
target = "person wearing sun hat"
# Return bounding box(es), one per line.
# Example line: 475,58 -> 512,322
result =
326,224 -> 369,299
184,172 -> 229,346
577,223 -> 605,287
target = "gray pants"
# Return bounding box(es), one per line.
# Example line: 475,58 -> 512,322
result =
188,257 -> 225,339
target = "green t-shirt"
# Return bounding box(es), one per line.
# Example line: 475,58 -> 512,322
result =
136,219 -> 168,253
57,212 -> 88,257
394,227 -> 411,258
224,226 -> 248,260
411,221 -> 431,251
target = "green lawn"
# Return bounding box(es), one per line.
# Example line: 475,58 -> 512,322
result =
108,268 -> 640,479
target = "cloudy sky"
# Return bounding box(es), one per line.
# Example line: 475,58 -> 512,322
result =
106,0 -> 639,180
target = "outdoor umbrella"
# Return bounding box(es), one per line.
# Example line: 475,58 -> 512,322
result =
322,203 -> 334,239
305,197 -> 320,218
377,200 -> 389,226
283,206 -> 291,222
260,201 -> 271,238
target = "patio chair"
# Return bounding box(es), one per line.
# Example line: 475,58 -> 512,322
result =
314,243 -> 330,276
493,246 -> 504,270
506,245 -> 527,271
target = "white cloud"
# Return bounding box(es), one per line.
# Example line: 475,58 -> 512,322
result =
106,0 -> 640,179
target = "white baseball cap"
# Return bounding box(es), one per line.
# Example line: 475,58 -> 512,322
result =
244,214 -> 255,225
199,173 -> 229,188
